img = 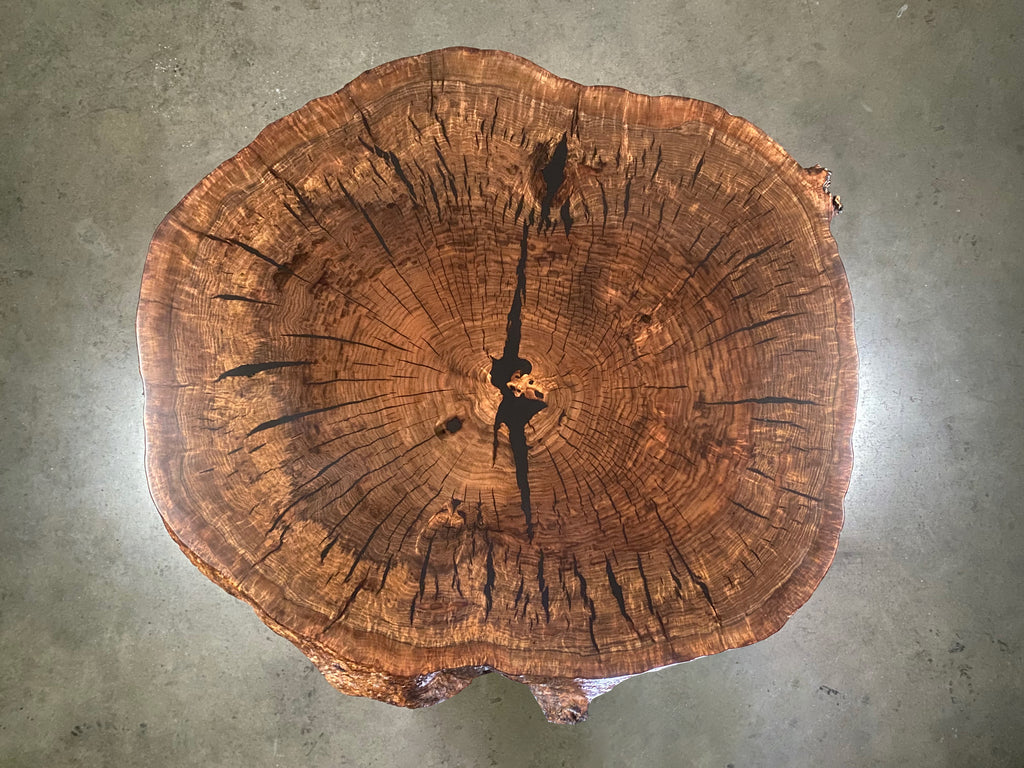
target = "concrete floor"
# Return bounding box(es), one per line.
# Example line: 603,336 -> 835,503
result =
2,0 -> 1022,765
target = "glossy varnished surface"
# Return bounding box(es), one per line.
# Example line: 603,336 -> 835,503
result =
137,48 -> 856,718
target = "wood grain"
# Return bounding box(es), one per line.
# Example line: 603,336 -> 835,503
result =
137,47 -> 857,722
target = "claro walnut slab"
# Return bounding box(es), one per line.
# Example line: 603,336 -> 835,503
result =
137,48 -> 857,723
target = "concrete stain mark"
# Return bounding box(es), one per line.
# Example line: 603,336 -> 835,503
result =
70,720 -> 147,738
0,268 -> 34,286
75,218 -> 116,259
908,629 -> 1020,713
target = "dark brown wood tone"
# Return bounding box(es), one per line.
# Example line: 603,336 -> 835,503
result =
137,48 -> 857,723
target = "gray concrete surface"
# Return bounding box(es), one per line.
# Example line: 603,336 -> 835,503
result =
2,0 -> 1022,765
